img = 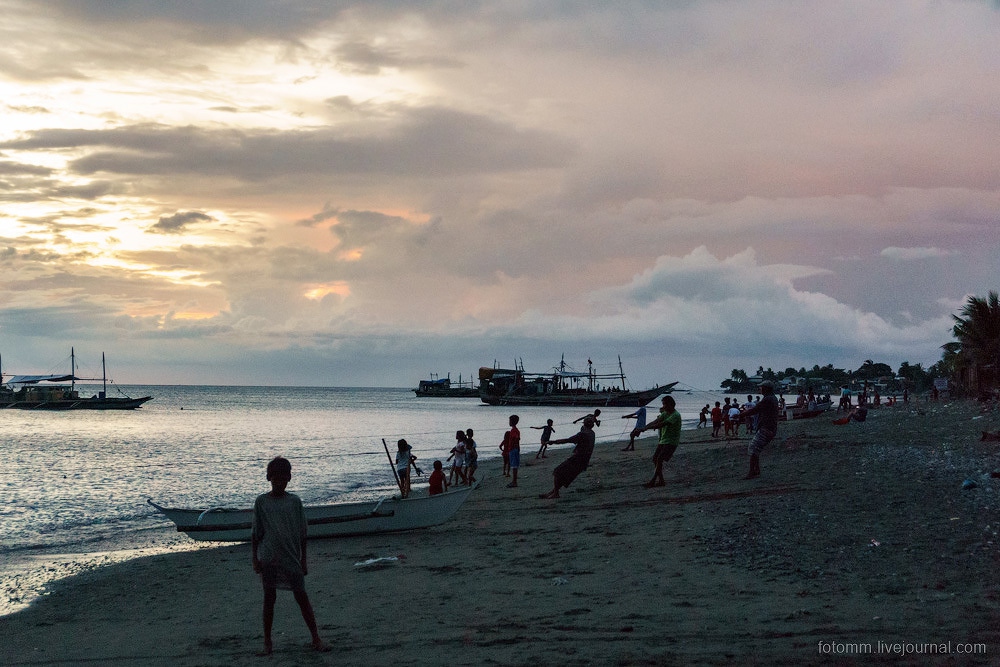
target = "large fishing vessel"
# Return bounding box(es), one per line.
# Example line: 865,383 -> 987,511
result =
412,372 -> 480,398
478,356 -> 675,407
0,348 -> 152,409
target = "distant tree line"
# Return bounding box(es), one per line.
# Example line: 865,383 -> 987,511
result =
719,360 -> 939,395
721,290 -> 1000,398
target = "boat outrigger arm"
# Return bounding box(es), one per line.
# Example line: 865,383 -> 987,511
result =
146,498 -> 396,535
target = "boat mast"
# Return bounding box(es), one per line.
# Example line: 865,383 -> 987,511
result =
618,355 -> 626,391
71,347 -> 75,392
102,352 -> 107,397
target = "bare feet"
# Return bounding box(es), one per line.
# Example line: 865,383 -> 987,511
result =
256,642 -> 273,657
312,640 -> 332,653
506,482 -> 518,488
538,491 -> 559,499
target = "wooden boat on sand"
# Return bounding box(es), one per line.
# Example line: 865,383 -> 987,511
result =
148,484 -> 475,542
779,400 -> 833,420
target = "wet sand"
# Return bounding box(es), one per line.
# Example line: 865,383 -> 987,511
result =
2,399 -> 1000,665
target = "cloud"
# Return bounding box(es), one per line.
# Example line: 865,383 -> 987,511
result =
151,210 -> 214,234
2,0 -> 998,389
1,108 -> 573,181
880,246 -> 959,261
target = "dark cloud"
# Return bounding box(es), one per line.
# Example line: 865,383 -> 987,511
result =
333,41 -> 463,75
296,205 -> 339,228
0,160 -> 52,176
151,210 -> 214,234
1,108 -> 573,181
34,0 -> 346,42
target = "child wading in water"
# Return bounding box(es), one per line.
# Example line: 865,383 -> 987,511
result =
251,457 -> 330,656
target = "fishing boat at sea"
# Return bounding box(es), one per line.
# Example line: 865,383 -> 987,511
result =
0,348 -> 152,410
148,484 -> 474,542
413,372 -> 480,398
478,356 -> 676,407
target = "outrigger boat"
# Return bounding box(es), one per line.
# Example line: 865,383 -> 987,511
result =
0,348 -> 152,410
779,400 -> 833,420
478,356 -> 676,407
148,484 -> 474,542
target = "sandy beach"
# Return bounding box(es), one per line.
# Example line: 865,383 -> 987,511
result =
3,399 -> 1000,666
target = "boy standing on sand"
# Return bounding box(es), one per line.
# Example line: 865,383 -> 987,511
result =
395,439 -> 417,498
711,401 -> 723,438
465,428 -> 479,484
505,414 -> 521,488
738,381 -> 780,479
251,457 -> 329,656
531,419 -> 555,459
632,395 -> 682,488
620,406 -> 646,451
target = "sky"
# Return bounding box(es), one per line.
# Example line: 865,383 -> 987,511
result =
1,1 -> 998,390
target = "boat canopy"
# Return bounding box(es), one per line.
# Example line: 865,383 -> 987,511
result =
6,374 -> 77,385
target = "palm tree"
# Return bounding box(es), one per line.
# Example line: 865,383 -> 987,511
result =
948,291 -> 1000,392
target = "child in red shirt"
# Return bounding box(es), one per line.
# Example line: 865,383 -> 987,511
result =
428,460 -> 448,496
710,402 -> 723,438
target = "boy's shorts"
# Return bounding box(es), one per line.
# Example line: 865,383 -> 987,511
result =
260,562 -> 305,592
508,449 -> 521,469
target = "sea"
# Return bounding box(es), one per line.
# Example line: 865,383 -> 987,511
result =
0,384 -> 724,616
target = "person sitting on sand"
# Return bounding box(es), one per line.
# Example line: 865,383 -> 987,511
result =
531,419 -> 555,459
632,395 -> 682,488
621,406 -> 646,451
251,457 -> 330,656
539,417 -> 597,499
832,405 -> 867,425
428,460 -> 449,495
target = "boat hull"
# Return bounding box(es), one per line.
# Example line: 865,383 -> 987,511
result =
413,388 -> 480,398
779,401 -> 832,420
0,396 -> 152,410
479,383 -> 676,407
148,485 -> 474,542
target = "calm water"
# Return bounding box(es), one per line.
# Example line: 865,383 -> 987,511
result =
0,384 -> 722,615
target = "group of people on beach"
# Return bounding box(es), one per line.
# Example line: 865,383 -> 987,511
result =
695,396 -> 765,439
248,383 -> 784,656
393,429 -> 481,499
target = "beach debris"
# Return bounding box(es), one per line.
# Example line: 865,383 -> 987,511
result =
552,577 -> 569,586
869,539 -> 881,547
354,555 -> 405,569
961,479 -> 978,490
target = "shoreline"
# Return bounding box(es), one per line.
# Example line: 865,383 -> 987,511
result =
3,400 -> 1000,665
